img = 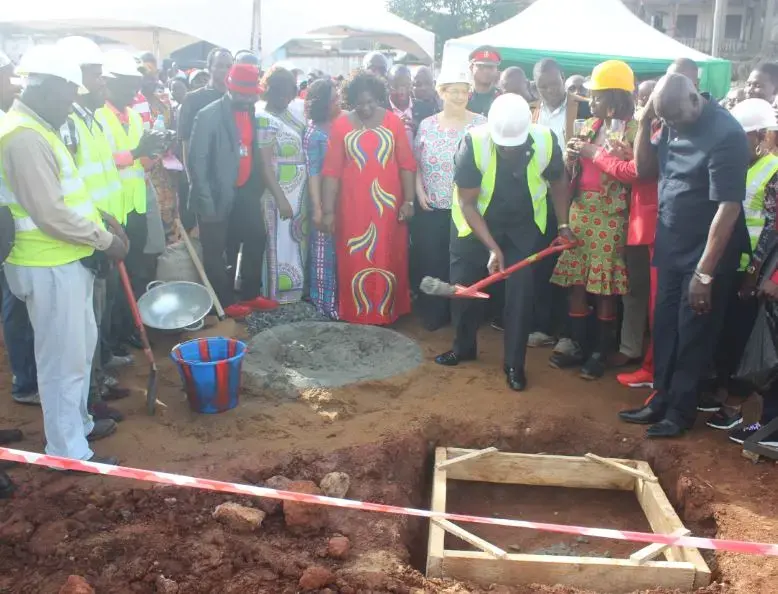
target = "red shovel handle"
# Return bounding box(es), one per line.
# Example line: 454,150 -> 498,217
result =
457,238 -> 578,298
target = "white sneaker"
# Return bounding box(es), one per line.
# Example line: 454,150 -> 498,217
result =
528,332 -> 555,348
553,337 -> 577,356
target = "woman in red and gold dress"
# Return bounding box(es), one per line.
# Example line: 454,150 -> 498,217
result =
322,70 -> 417,325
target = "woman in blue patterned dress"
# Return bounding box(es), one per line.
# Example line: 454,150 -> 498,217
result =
303,79 -> 341,318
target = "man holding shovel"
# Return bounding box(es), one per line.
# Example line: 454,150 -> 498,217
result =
434,94 -> 573,392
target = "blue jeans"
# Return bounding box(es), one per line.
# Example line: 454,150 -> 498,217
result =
0,267 -> 37,396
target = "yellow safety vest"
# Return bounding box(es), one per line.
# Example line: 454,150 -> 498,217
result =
70,112 -> 126,224
0,110 -> 105,267
744,153 -> 778,251
451,123 -> 553,237
95,106 -> 146,217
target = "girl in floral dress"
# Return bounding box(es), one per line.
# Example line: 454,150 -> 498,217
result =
550,60 -> 637,380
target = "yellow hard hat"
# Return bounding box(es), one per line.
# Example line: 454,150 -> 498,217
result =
585,60 -> 635,93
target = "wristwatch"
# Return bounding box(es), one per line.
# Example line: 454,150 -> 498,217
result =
558,223 -> 571,230
694,269 -> 714,285
746,264 -> 757,275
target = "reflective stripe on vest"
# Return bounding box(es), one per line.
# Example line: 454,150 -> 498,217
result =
70,113 -> 125,224
0,110 -> 104,267
744,154 -> 778,251
451,123 -> 553,238
95,106 -> 147,216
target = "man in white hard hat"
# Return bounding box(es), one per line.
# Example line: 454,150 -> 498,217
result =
57,36 -> 135,425
0,50 -> 38,408
0,44 -> 129,463
96,49 -> 166,355
435,93 -> 574,392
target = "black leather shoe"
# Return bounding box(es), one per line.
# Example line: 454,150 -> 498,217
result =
434,351 -> 475,367
618,405 -> 664,425
549,349 -> 586,370
646,419 -> 686,439
580,352 -> 607,380
505,368 -> 527,392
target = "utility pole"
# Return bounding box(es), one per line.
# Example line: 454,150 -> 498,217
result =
711,0 -> 727,57
763,0 -> 777,56
251,0 -> 262,57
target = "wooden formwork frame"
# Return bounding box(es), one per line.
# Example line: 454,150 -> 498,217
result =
426,447 -> 711,593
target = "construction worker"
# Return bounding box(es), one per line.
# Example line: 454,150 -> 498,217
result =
467,46 -> 502,117
0,45 -> 128,463
0,49 -> 38,407
96,50 -> 165,350
56,36 -> 132,424
435,94 -> 573,392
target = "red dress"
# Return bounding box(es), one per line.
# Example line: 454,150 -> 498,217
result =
322,111 -> 416,325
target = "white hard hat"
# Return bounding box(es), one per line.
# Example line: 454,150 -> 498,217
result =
488,93 -> 531,147
57,36 -> 103,66
102,49 -> 141,78
731,98 -> 778,133
437,67 -> 470,87
16,44 -> 83,87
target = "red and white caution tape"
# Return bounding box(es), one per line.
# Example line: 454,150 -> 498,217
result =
2,446 -> 778,557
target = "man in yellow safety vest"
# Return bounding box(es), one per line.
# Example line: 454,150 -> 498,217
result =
56,36 -> 138,424
1,45 -> 129,463
95,49 -> 165,353
435,94 -> 574,392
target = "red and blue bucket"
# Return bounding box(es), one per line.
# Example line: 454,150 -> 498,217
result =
170,337 -> 247,414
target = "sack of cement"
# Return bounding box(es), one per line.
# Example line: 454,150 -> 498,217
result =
156,239 -> 203,284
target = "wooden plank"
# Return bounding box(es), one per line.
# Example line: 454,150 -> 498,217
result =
436,447 -> 498,469
633,462 -> 711,589
441,551 -> 696,593
585,453 -> 658,483
443,448 -> 636,490
433,519 -> 507,559
426,447 -> 447,578
630,528 -> 690,564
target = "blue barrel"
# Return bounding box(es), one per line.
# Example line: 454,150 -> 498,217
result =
170,337 -> 247,414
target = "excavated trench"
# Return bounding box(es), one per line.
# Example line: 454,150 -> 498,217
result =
0,418 -> 721,594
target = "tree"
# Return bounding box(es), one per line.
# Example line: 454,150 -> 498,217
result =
386,0 -> 527,58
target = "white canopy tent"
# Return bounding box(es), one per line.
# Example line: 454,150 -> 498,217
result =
260,0 -> 435,63
0,0 -> 255,56
442,0 -> 731,97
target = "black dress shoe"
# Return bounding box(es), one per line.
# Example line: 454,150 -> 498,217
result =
549,349 -> 586,370
618,405 -> 664,425
580,352 -> 607,380
434,351 -> 475,367
646,419 -> 686,438
505,368 -> 527,392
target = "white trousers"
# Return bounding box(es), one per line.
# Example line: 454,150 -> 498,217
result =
5,261 -> 97,460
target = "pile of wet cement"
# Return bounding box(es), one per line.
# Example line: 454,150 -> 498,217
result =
245,302 -> 329,336
242,321 -> 423,399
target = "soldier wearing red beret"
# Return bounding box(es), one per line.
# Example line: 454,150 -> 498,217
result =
467,46 -> 501,117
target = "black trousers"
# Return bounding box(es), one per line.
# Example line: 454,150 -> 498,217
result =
712,271 -> 759,396
109,211 -> 149,348
198,175 -> 266,309
411,208 -> 451,331
531,213 -> 567,337
450,228 -> 537,370
649,268 -> 735,428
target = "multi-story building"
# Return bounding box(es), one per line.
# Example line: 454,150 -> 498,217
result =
623,0 -> 778,61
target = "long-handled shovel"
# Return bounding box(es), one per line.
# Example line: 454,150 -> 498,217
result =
117,261 -> 159,415
420,238 -> 578,299
177,218 -> 226,321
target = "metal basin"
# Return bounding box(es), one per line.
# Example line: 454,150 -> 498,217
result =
137,281 -> 213,332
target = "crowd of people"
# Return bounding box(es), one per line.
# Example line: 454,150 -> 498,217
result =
1,37 -> 778,496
